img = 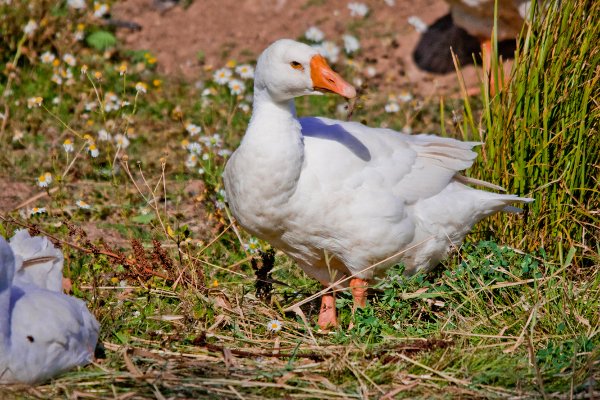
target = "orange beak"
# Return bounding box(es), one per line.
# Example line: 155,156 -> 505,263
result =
310,54 -> 357,99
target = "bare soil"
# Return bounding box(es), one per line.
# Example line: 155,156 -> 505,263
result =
113,0 -> 481,96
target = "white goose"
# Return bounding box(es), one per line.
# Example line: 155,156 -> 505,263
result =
0,232 -> 99,384
224,39 -> 532,329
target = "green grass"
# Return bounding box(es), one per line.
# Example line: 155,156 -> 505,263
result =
458,0 -> 599,264
0,0 -> 598,398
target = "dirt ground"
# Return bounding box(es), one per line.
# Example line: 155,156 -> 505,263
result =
113,0 -> 481,96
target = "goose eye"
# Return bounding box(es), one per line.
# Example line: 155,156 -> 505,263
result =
290,61 -> 304,71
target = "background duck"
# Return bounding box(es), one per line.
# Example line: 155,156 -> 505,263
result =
414,0 -> 541,91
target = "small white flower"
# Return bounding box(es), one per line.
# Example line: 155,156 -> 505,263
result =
185,154 -> 198,168
93,2 -> 109,18
40,51 -> 56,64
98,129 -> 112,141
76,200 -> 91,209
217,149 -> 232,157
384,0 -> 395,6
267,319 -> 282,332
88,144 -> 99,158
398,90 -> 413,103
52,97 -> 61,105
135,82 -> 147,93
201,88 -> 216,97
185,123 -> 202,136
84,101 -> 97,111
342,34 -> 360,54
12,130 -> 23,141
304,26 -> 324,42
348,2 -> 369,17
385,102 -> 400,113
114,133 -> 130,149
314,41 -> 341,63
23,20 -> 38,36
213,68 -> 232,85
62,53 -> 76,67
67,0 -> 86,9
51,73 -> 63,85
30,207 -> 47,216
228,79 -> 245,95
37,172 -> 52,187
74,30 -> 85,41
239,103 -> 250,113
27,96 -> 43,108
408,16 -> 428,34
244,237 -> 260,254
365,66 -> 377,77
187,142 -> 202,154
235,64 -> 254,79
201,133 -> 223,148
63,138 -> 74,153
197,168 -> 205,175
105,92 -> 118,102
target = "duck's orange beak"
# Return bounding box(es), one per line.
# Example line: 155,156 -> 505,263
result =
310,54 -> 356,99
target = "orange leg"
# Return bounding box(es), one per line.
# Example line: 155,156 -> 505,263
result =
317,293 -> 337,330
350,278 -> 368,310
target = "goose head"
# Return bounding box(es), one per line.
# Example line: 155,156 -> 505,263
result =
254,39 -> 356,102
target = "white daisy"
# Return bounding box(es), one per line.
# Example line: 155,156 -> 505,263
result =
30,207 -> 47,216
76,200 -> 91,209
40,51 -> 56,64
187,142 -> 202,154
93,2 -> 109,18
235,64 -> 254,79
408,16 -> 428,34
51,73 -> 63,85
267,319 -> 282,332
384,102 -> 400,113
304,26 -> 324,42
23,20 -> 38,36
348,2 -> 369,17
114,133 -> 130,149
62,53 -> 76,67
88,144 -> 99,157
185,154 -> 198,168
228,79 -> 245,95
342,34 -> 360,54
239,103 -> 250,113
213,68 -> 232,85
98,129 -> 112,141
37,172 -> 52,187
314,41 -> 341,63
67,0 -> 86,9
398,91 -> 414,103
185,123 -> 202,136
135,82 -> 147,93
63,138 -> 74,153
27,97 -> 43,108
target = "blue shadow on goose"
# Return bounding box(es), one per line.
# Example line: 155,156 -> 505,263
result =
300,117 -> 371,162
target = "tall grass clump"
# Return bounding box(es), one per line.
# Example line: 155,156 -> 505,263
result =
460,0 -> 599,263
